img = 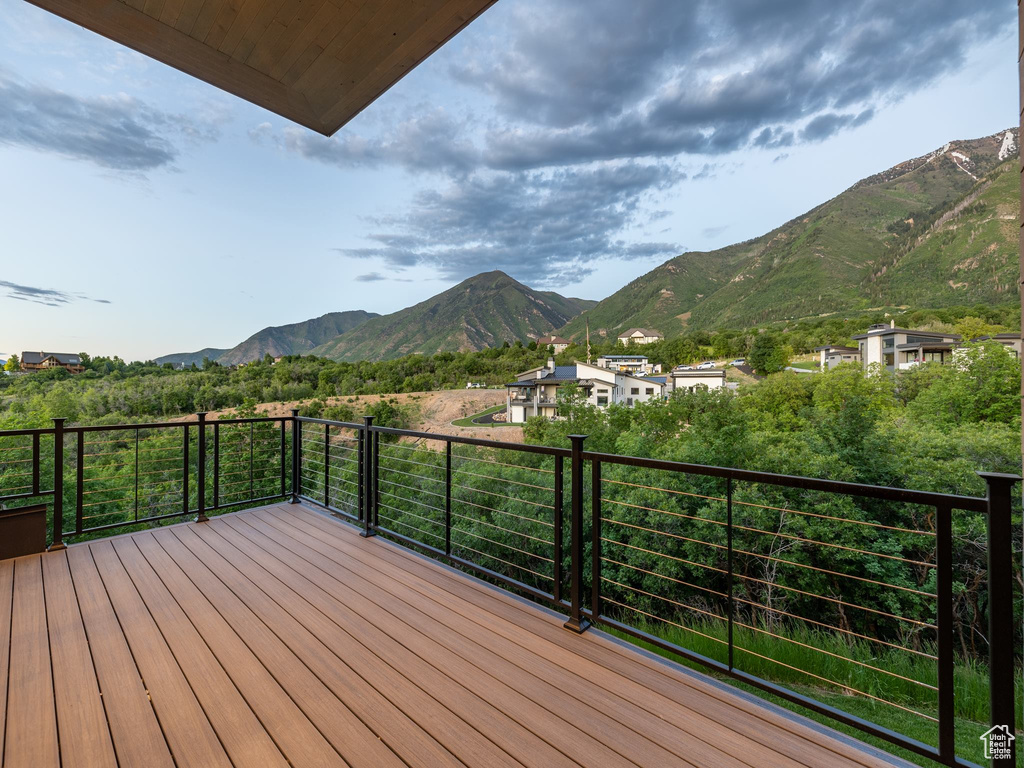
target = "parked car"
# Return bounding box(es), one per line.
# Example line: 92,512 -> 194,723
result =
677,364 -> 694,370
729,359 -> 745,366
697,361 -> 716,370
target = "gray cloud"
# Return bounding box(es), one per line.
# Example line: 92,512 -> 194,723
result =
340,162 -> 683,285
702,225 -> 730,238
0,73 -> 219,171
354,272 -> 413,282
448,0 -> 1009,168
0,279 -> 110,307
294,0 -> 1010,285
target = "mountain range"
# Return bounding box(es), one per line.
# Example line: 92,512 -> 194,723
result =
560,128 -> 1019,340
158,128 -> 1019,364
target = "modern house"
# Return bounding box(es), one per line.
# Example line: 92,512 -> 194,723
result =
535,335 -> 571,353
668,367 -> 727,392
976,332 -> 1023,358
813,345 -> 861,370
617,328 -> 663,345
851,324 -> 961,371
595,354 -> 662,375
506,358 -> 665,423
21,351 -> 85,374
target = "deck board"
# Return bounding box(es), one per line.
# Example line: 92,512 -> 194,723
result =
0,502 -> 905,768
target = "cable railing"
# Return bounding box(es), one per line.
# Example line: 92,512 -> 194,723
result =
0,415 -> 1018,767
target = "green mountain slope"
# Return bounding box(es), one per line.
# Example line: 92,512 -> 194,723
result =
311,271 -> 594,362
561,129 -> 1019,337
217,310 -> 379,365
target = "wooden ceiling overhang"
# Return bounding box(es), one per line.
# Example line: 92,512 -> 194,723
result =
26,0 -> 497,135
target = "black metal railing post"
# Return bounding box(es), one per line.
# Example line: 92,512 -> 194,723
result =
360,416 -> 376,538
196,412 -> 208,522
563,434 -> 589,633
48,418 -> 66,551
978,472 -> 1019,766
290,410 -> 300,503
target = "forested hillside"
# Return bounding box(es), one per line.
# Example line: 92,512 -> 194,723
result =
562,129 -> 1019,339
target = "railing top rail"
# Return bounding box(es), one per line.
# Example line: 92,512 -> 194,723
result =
0,427 -> 55,437
583,450 -> 1000,514
369,425 -> 572,457
295,416 -> 364,429
207,416 -> 288,426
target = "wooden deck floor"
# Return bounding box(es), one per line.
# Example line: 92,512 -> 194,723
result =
0,503 -> 902,768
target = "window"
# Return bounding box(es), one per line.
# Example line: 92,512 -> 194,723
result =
883,352 -> 894,368
882,336 -> 895,350
626,398 -> 633,406
630,387 -> 639,395
596,396 -> 608,406
597,388 -> 608,394
645,388 -> 654,395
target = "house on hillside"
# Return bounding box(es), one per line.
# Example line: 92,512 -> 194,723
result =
505,358 -> 665,423
535,335 -> 570,353
975,332 -> 1022,358
814,345 -> 861,370
596,354 -> 662,375
617,328 -> 663,345
667,367 -> 727,392
852,324 -> 961,371
21,351 -> 85,374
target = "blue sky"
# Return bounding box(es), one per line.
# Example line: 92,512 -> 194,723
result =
0,0 -> 1017,361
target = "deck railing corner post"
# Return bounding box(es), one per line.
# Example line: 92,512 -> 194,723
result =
360,415 -> 376,538
977,470 -> 1020,766
47,417 -> 67,551
196,411 -> 208,522
563,434 -> 590,633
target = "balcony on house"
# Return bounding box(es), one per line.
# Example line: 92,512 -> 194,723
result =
0,413 -> 1018,768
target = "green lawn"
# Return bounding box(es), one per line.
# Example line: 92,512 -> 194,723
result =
451,404 -> 511,427
788,360 -> 819,371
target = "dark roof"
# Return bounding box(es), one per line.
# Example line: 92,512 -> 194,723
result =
852,328 -> 960,341
814,345 -> 858,352
22,351 -> 82,365
599,355 -> 648,360
537,336 -> 569,344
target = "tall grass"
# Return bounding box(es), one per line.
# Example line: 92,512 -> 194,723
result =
611,617 -> 1022,766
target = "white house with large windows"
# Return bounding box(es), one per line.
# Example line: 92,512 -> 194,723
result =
667,368 -> 727,392
505,358 -> 666,423
852,324 -> 961,371
595,354 -> 662,375
616,328 -> 663,345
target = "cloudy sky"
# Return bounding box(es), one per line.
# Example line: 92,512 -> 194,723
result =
0,0 -> 1017,361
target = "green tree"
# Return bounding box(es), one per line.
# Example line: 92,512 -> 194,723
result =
4,353 -> 20,372
748,333 -> 789,375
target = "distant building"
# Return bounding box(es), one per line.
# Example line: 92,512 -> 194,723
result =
535,335 -> 570,354
617,328 -> 663,345
852,324 -> 961,371
667,368 -> 727,392
505,358 -> 665,423
814,345 -> 861,370
596,354 -> 661,375
465,382 -> 486,389
975,332 -> 1022,359
21,351 -> 85,374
